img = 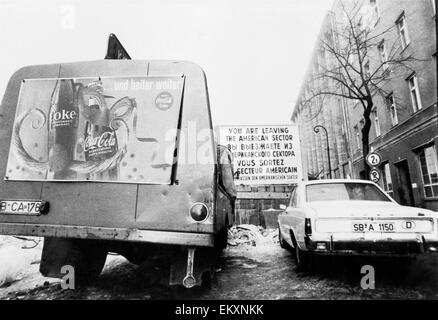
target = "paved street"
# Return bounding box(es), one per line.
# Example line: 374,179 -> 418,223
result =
2,234 -> 438,300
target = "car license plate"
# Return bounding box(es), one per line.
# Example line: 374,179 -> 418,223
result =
352,222 -> 395,233
0,200 -> 42,215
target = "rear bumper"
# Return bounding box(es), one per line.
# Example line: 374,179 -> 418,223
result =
305,236 -> 438,256
0,223 -> 215,247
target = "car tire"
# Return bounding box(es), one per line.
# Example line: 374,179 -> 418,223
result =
278,225 -> 288,249
294,246 -> 311,272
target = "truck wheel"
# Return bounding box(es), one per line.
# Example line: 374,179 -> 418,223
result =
70,240 -> 108,284
40,237 -> 108,285
215,218 -> 229,252
216,227 -> 228,250
120,243 -> 150,265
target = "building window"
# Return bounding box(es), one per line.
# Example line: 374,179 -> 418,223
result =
396,13 -> 410,49
354,125 -> 360,151
378,40 -> 388,65
407,73 -> 423,112
386,93 -> 398,126
381,163 -> 394,197
372,108 -> 381,136
419,145 -> 438,198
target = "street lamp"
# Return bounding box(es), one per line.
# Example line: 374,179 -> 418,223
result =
314,125 -> 332,179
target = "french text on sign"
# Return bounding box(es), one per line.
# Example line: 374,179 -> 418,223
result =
218,125 -> 303,185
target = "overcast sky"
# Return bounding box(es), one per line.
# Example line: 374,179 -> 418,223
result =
0,0 -> 332,126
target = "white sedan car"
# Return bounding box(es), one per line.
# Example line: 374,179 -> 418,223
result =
277,179 -> 438,270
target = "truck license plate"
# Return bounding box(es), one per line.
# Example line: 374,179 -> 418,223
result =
0,200 -> 42,215
352,222 -> 395,233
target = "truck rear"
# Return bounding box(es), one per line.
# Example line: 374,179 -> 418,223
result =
0,59 -> 236,288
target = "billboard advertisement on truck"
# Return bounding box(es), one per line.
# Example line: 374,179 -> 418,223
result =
6,76 -> 184,184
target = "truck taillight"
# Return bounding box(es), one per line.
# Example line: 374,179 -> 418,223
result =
190,203 -> 209,222
305,218 -> 312,236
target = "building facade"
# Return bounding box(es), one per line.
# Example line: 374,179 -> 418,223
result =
292,0 -> 437,211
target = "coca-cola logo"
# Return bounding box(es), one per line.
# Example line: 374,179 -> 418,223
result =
51,109 -> 77,121
84,131 -> 117,152
155,92 -> 173,111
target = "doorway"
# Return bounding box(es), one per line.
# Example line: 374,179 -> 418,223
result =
395,160 -> 415,206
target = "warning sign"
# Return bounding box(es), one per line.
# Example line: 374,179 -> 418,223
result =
218,125 -> 303,185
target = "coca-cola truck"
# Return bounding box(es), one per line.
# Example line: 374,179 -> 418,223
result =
0,58 -> 236,288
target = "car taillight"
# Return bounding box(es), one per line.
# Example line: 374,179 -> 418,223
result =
190,203 -> 209,222
305,218 -> 312,236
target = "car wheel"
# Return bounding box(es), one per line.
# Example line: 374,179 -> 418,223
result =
294,246 -> 311,272
278,225 -> 288,249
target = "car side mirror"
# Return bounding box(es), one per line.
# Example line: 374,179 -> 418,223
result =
279,204 -> 287,210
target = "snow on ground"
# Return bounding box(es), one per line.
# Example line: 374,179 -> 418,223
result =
2,226 -> 438,300
0,236 -> 47,293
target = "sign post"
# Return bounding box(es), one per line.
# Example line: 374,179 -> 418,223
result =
366,151 -> 382,183
369,168 -> 382,183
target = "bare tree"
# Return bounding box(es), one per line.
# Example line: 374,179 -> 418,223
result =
300,0 -> 423,178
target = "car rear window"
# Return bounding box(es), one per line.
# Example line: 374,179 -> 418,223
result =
306,183 -> 391,202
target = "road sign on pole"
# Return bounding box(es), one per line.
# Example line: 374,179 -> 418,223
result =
366,152 -> 382,167
369,168 -> 381,183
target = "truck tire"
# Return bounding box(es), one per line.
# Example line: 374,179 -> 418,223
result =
215,227 -> 228,251
120,243 -> 150,265
215,217 -> 229,252
72,240 -> 108,284
40,238 -> 108,285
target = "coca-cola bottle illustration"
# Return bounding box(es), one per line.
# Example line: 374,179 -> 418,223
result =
83,86 -> 118,161
80,81 -> 118,180
47,79 -> 79,179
